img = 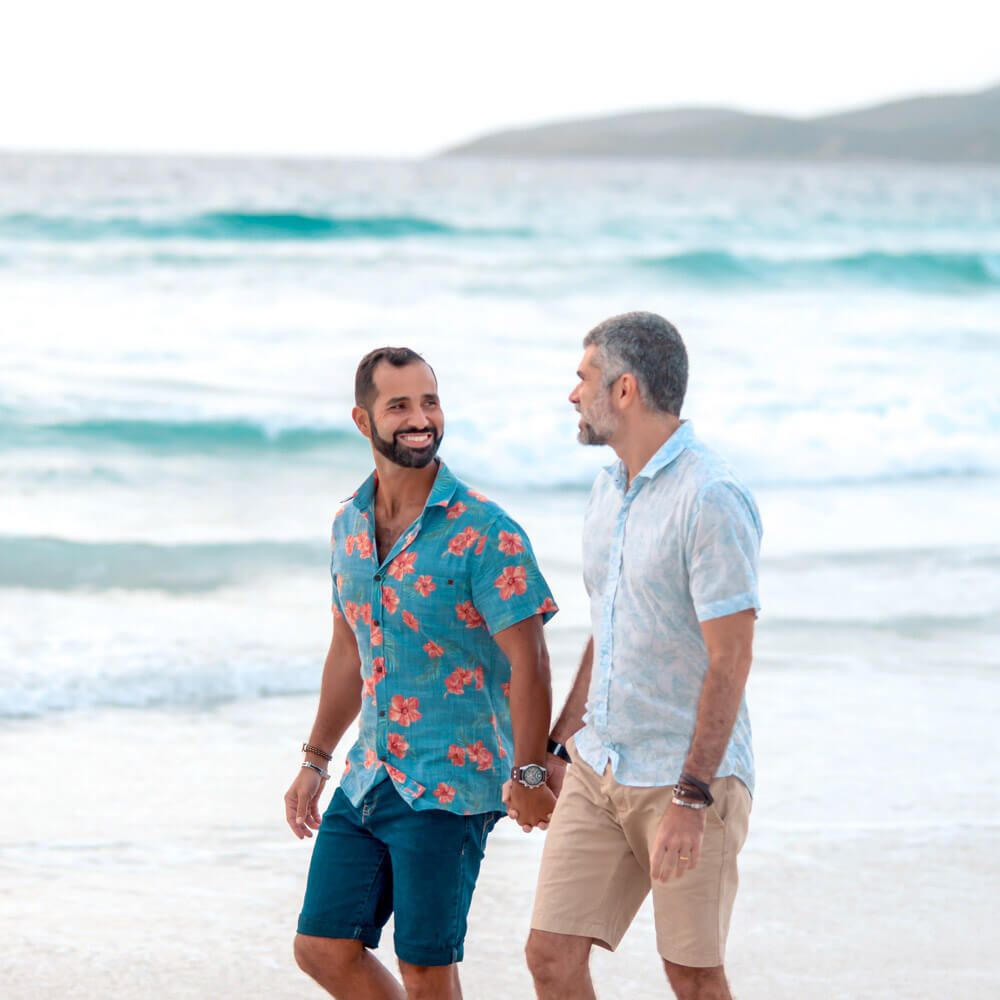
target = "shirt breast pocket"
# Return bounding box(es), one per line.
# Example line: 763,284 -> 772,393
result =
407,572 -> 473,632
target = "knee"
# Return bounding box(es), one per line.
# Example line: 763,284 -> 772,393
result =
397,961 -> 455,1000
525,932 -> 579,986
293,934 -> 361,988
663,960 -> 728,1000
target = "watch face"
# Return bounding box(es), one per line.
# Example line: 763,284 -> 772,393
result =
522,764 -> 546,787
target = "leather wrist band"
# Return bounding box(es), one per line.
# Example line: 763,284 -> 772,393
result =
546,738 -> 571,764
679,771 -> 714,805
302,761 -> 330,780
302,742 -> 333,762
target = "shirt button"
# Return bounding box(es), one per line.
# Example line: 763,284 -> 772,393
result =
379,711 -> 386,717
373,619 -> 380,627
379,755 -> 386,762
373,574 -> 381,582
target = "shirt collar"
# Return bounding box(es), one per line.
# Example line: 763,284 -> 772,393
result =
352,459 -> 459,514
607,420 -> 694,493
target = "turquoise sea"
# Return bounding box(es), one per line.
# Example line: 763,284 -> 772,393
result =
1,153 -> 999,998
2,153 -> 998,717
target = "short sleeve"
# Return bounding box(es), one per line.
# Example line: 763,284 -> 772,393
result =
470,514 -> 558,635
686,480 -> 762,622
330,525 -> 346,619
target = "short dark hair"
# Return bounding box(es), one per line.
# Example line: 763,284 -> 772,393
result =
354,347 -> 436,410
583,311 -> 687,416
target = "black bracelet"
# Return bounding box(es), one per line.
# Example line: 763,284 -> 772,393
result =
547,738 -> 571,764
679,771 -> 714,805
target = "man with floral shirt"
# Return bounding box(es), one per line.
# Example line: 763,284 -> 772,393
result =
286,347 -> 558,1000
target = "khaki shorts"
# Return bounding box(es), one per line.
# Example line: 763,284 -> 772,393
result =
530,741 -> 751,968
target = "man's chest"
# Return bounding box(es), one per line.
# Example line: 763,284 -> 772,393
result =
583,490 -> 688,600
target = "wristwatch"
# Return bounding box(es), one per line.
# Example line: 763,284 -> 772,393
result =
511,763 -> 548,788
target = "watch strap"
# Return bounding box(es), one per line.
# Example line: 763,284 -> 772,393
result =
546,738 -> 571,763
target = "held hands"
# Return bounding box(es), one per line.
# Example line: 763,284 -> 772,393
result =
284,768 -> 327,839
502,779 -> 556,832
503,756 -> 565,831
649,801 -> 707,882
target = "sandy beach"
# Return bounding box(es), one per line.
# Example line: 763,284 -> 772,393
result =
3,643 -> 998,1000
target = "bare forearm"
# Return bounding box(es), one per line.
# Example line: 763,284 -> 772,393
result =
550,635 -> 593,743
683,652 -> 751,782
305,629 -> 363,761
509,649 -> 552,766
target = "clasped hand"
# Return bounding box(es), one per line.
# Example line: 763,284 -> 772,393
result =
502,778 -> 557,832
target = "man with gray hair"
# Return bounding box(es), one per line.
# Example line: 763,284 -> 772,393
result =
516,312 -> 762,1000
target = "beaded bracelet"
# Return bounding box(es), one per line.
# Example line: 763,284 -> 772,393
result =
671,795 -> 708,810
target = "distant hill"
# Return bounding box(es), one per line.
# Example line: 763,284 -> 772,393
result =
442,84 -> 1000,163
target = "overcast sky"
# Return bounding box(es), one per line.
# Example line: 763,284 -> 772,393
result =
3,0 -> 998,158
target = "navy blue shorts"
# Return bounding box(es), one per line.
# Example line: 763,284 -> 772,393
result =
297,774 -> 503,966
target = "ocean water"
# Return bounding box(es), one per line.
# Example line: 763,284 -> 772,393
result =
2,153 -> 999,998
2,153 -> 998,717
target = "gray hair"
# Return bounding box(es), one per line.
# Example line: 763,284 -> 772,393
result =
583,311 -> 688,416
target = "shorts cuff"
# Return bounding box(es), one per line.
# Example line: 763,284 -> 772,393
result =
296,916 -> 381,950
394,939 -> 463,967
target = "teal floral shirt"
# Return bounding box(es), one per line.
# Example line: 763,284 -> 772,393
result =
331,461 -> 558,815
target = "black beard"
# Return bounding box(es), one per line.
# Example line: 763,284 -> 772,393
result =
370,419 -> 443,468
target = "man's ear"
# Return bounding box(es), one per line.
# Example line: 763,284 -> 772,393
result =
352,405 -> 372,440
616,373 -> 641,409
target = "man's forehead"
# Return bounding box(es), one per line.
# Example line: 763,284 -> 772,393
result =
372,360 -> 438,399
579,345 -> 601,371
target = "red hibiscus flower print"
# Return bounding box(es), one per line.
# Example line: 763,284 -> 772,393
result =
364,748 -> 378,769
433,783 -> 456,804
423,640 -> 444,658
466,740 -> 494,771
495,565 -> 528,600
402,610 -> 420,631
473,666 -> 484,690
388,551 -> 417,580
474,534 -> 487,556
536,597 -> 558,614
445,501 -> 467,520
359,603 -> 372,625
362,676 -> 377,702
385,763 -> 407,784
414,575 -> 436,597
355,531 -> 374,560
389,694 -> 422,726
447,744 -> 466,766
444,670 -> 466,696
447,526 -> 480,556
468,489 -> 490,502
344,601 -> 360,626
387,733 -> 409,758
455,601 -> 484,629
345,534 -> 356,556
381,586 -> 400,614
501,681 -> 511,698
331,604 -> 342,619
370,622 -> 382,646
343,758 -> 351,774
371,657 -> 386,682
498,530 -> 525,555
335,574 -> 343,593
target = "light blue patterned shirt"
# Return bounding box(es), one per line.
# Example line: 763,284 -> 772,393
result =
574,421 -> 762,795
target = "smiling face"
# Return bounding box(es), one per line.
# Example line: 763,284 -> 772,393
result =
361,360 -> 443,468
569,345 -> 620,446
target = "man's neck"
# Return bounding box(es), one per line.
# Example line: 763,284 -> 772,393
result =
371,456 -> 439,518
613,415 -> 682,488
